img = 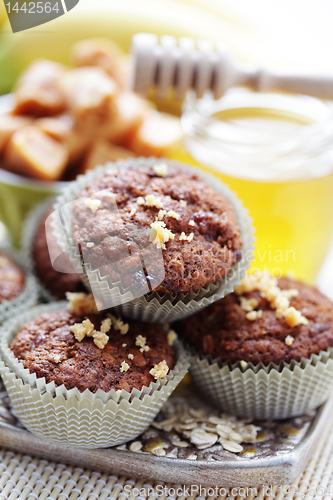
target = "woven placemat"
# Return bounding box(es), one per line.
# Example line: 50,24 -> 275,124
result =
1,408 -> 333,500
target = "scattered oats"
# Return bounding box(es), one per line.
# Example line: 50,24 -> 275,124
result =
93,331 -> 109,349
285,335 -> 295,346
120,361 -> 130,373
152,448 -> 166,457
99,318 -> 111,335
129,441 -> 143,452
66,292 -> 98,315
173,441 -> 189,448
150,360 -> 169,379
246,310 -> 263,321
189,220 -> 195,226
86,242 -> 95,248
222,441 -> 243,453
208,416 -> 226,425
153,163 -> 168,177
167,210 -> 180,220
239,296 -> 259,312
128,353 -> 134,360
147,221 -> 175,250
167,330 -> 177,346
144,194 -> 163,209
179,199 -> 187,206
84,198 -> 101,213
137,196 -> 145,205
179,231 -> 194,242
129,207 -> 137,217
158,209 -> 166,220
240,360 -> 248,369
54,355 -> 61,363
122,343 -> 127,347
186,454 -> 198,460
136,335 -> 150,352
189,429 -> 218,448
229,431 -> 243,443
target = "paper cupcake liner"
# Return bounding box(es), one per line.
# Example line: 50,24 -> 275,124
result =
187,347 -> 333,420
22,199 -> 58,303
0,302 -> 190,448
0,242 -> 38,325
51,157 -> 255,322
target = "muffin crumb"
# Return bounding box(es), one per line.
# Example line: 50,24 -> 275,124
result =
150,360 -> 169,379
120,360 -> 130,372
84,198 -> 101,213
136,335 -> 150,352
167,330 -> 177,346
147,221 -> 175,250
66,292 -> 98,315
153,163 -> 168,177
285,335 -> 294,346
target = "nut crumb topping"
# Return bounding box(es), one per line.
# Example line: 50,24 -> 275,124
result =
54,354 -> 61,363
84,198 -> 101,213
128,353 -> 134,360
167,210 -> 180,220
129,207 -> 137,217
246,310 -> 263,321
137,194 -> 163,209
150,360 -> 169,379
147,221 -> 175,250
71,318 -> 109,349
235,272 -> 308,327
107,313 -> 129,334
285,335 -> 294,346
158,209 -> 166,220
189,220 -> 195,226
93,331 -> 109,349
136,335 -> 150,352
66,292 -> 98,315
153,163 -> 168,177
100,318 -> 112,334
120,360 -> 130,373
179,199 -> 187,206
122,343 -> 127,347
86,242 -> 95,248
179,232 -> 194,243
167,330 -> 177,346
239,297 -> 259,312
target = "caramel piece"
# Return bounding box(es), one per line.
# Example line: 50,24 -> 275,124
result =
36,114 -> 89,164
4,126 -> 68,181
81,140 -> 134,174
126,110 -> 183,157
0,114 -> 32,155
103,91 -> 150,144
13,59 -> 66,117
71,37 -> 129,88
60,67 -> 118,128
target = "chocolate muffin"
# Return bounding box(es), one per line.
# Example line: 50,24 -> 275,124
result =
10,299 -> 175,393
33,207 -> 86,299
71,162 -> 242,296
179,273 -> 333,365
0,250 -> 25,302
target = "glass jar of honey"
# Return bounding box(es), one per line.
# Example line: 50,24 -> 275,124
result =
170,89 -> 333,283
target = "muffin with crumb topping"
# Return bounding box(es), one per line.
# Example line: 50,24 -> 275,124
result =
0,250 -> 25,303
52,158 -> 254,323
177,271 -> 333,420
0,293 -> 189,447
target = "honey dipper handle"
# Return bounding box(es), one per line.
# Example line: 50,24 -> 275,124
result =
131,33 -> 333,100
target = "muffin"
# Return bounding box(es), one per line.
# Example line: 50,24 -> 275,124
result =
0,247 -> 37,324
178,271 -> 333,419
30,205 -> 87,300
52,158 -> 254,322
0,250 -> 25,302
0,294 -> 189,447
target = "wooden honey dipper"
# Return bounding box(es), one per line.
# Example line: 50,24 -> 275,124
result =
131,33 -> 333,100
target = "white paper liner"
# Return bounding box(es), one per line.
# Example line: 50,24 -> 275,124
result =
187,347 -> 333,420
22,199 -> 58,303
0,302 -> 190,448
51,157 -> 255,322
0,243 -> 38,325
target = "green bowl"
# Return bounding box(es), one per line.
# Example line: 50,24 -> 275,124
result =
0,167 -> 65,247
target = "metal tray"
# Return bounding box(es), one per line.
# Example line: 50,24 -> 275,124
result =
0,379 -> 331,487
